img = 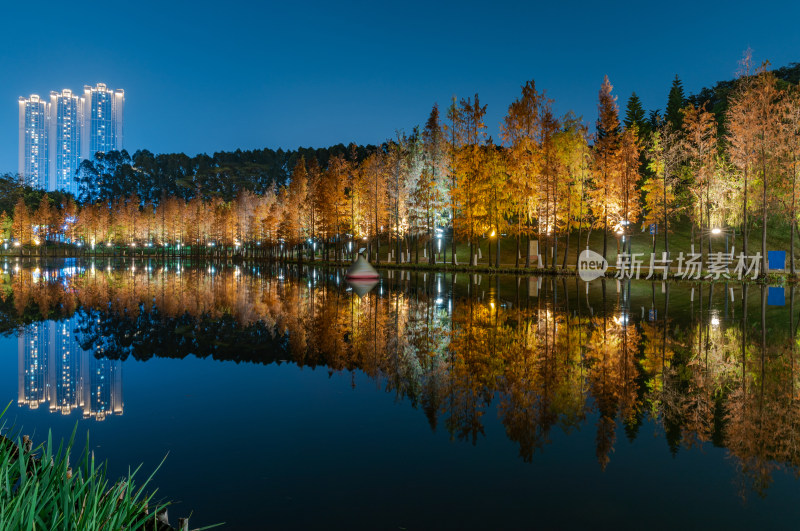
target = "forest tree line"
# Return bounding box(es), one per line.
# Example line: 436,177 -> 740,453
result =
2,56 -> 800,274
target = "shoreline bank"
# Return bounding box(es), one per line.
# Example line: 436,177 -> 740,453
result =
2,252 -> 795,285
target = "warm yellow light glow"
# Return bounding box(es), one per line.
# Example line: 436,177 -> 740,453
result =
711,228 -> 722,235
711,317 -> 720,326
490,230 -> 496,238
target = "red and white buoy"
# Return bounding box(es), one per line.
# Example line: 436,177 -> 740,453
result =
345,253 -> 379,280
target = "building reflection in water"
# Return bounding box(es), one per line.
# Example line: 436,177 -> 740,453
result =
17,318 -> 123,421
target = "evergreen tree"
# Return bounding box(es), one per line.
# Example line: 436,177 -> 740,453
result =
665,75 -> 686,130
624,92 -> 648,135
624,92 -> 652,183
648,109 -> 662,131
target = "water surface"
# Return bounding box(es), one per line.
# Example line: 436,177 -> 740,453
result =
0,259 -> 799,529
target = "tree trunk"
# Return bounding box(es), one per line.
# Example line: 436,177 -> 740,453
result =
553,230 -> 559,270
495,233 -> 500,269
451,197 -> 457,265
762,161 -> 767,276
664,172 -> 669,257
699,206 -> 704,259
793,217 -> 797,276
792,164 -> 797,276
525,233 -> 530,268
429,223 -> 434,265
743,167 -> 749,256
706,194 -> 712,255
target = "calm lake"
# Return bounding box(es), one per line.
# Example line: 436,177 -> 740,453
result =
1,259 -> 799,529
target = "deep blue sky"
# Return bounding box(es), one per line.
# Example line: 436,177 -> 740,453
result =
3,0 -> 800,173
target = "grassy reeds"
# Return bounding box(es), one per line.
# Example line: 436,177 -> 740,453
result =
0,403 -> 177,530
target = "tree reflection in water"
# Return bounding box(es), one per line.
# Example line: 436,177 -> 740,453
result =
1,262 -> 800,499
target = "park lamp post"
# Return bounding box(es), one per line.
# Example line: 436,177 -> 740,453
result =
708,227 -> 731,254
490,229 -> 497,267
615,221 -> 631,254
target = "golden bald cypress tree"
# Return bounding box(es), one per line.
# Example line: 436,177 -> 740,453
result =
449,94 -> 487,266
643,121 -> 683,253
502,80 -> 544,267
592,75 -> 621,259
683,103 -> 718,256
12,198 -> 32,246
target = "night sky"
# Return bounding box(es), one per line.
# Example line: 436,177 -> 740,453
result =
3,0 -> 800,173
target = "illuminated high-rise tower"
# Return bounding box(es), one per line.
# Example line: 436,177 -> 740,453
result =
18,95 -> 50,189
81,83 -> 124,158
18,83 -> 124,193
49,89 -> 83,195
